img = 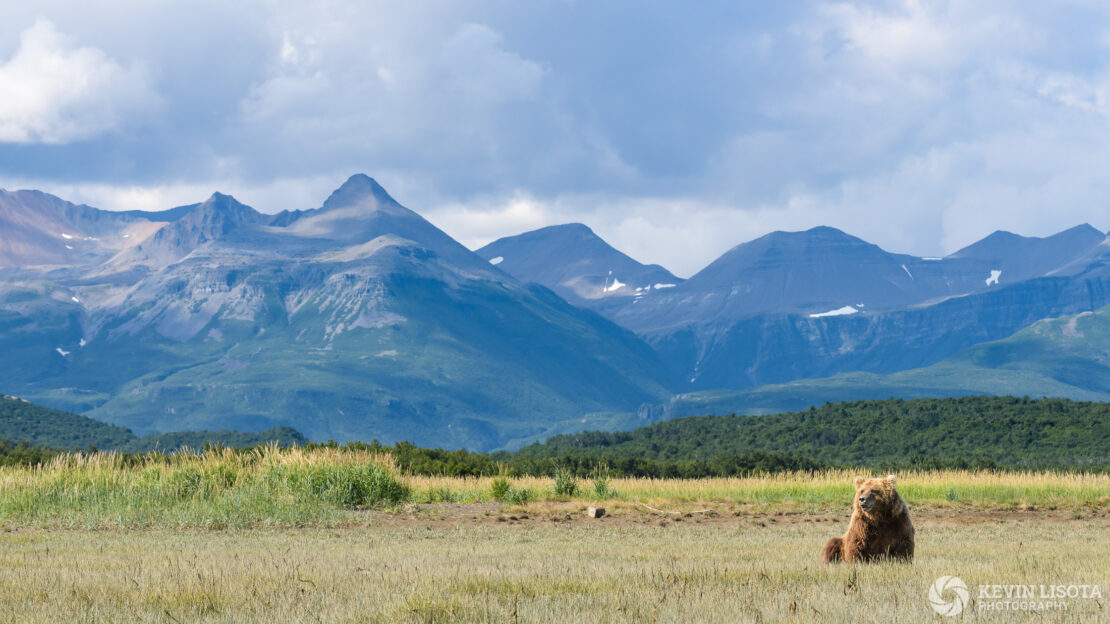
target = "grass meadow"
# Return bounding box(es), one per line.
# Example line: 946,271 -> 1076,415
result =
1,520 -> 1107,622
0,446 -> 1108,622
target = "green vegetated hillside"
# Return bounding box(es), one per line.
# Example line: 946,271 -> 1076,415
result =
512,396 -> 1110,469
0,395 -> 134,449
632,304 -> 1110,422
0,395 -> 306,452
32,275 -> 673,452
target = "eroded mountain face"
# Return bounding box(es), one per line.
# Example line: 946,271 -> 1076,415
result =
0,175 -> 677,450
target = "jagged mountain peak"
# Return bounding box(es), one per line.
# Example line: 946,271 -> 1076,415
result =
186,192 -> 260,223
107,193 -> 267,269
204,191 -> 234,204
321,174 -> 400,211
163,192 -> 264,239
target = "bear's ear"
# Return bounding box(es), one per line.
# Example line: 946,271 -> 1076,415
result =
886,474 -> 897,486
853,476 -> 865,488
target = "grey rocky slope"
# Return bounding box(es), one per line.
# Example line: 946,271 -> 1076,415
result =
0,175 -> 677,450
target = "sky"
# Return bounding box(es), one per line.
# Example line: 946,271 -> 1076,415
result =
2,1 -> 1110,277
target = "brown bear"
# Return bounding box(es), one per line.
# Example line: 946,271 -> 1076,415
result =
821,474 -> 914,563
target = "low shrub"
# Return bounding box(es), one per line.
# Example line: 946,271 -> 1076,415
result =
490,476 -> 511,501
552,467 -> 579,497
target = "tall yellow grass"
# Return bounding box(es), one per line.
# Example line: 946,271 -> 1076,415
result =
0,445 -> 406,529
408,469 -> 1110,508
0,446 -> 1105,529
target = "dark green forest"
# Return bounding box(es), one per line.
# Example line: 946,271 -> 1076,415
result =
0,395 -> 306,456
0,395 -> 134,450
511,396 -> 1110,470
2,395 -> 1109,474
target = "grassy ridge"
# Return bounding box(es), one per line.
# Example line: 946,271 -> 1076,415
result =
0,446 -> 408,528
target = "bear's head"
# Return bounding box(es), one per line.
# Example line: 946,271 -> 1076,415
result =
852,475 -> 901,518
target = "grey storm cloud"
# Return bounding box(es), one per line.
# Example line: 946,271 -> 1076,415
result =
2,1 -> 1110,276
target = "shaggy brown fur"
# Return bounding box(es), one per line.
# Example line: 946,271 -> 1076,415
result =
821,475 -> 914,563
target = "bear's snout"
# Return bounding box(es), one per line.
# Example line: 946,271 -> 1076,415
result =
858,494 -> 875,511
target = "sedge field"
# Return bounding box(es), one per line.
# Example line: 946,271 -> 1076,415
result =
0,448 -> 1108,622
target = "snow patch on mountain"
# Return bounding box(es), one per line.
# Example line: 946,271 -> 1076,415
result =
986,270 -> 1002,286
809,305 -> 859,318
489,256 -> 503,265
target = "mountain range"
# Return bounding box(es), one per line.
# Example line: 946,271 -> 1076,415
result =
483,221 -> 1110,391
4,174 -> 1110,449
0,175 -> 674,450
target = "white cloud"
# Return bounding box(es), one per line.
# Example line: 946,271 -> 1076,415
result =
235,13 -> 550,177
4,1 -> 1110,279
0,20 -> 159,144
280,33 -> 300,64
424,192 -> 553,250
439,23 -> 544,104
818,0 -> 957,72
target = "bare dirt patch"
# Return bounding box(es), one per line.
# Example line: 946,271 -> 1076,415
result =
379,501 -> 1107,530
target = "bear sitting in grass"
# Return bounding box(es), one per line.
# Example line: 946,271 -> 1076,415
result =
821,475 -> 914,563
